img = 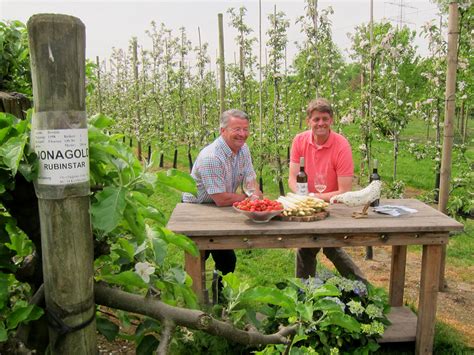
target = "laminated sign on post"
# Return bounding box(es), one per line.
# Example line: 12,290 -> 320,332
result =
34,128 -> 89,185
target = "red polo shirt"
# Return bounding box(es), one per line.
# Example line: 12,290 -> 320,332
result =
290,130 -> 354,193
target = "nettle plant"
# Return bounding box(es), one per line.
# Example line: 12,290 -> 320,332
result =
221,270 -> 390,354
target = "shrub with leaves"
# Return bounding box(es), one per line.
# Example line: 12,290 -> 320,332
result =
220,270 -> 390,354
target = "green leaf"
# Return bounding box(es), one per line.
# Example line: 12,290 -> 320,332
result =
0,135 -> 27,175
156,169 -> 197,195
91,186 -> 127,233
313,298 -> 346,313
98,270 -> 147,289
141,206 -> 166,226
89,113 -> 115,129
136,334 -> 159,355
114,238 -> 135,264
6,304 -> 43,329
4,223 -> 33,257
0,126 -> 11,144
0,326 -> 7,342
158,227 -> 198,257
222,272 -> 241,291
240,286 -> 295,310
320,312 -> 361,333
151,236 -> 167,265
123,204 -> 146,245
296,302 -> 314,322
96,316 -> 119,341
167,266 -> 186,284
313,284 -> 341,298
0,272 -> 9,309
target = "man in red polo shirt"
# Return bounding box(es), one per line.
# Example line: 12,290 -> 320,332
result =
289,98 -> 366,282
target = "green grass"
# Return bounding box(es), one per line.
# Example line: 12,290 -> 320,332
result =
447,219 -> 474,269
146,123 -> 473,354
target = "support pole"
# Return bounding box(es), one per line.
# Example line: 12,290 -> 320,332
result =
218,13 -> 226,114
438,1 -> 459,291
27,14 -> 96,354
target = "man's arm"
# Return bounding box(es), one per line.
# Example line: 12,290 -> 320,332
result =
288,161 -> 299,193
318,176 -> 352,202
210,192 -> 247,207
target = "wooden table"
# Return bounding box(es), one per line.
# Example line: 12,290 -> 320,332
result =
167,199 -> 463,354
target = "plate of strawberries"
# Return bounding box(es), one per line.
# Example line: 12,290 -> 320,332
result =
233,198 -> 284,223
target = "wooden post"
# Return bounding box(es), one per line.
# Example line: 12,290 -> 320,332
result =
416,245 -> 442,354
95,56 -> 102,113
132,38 -> 142,161
218,13 -> 226,114
389,245 -> 407,306
438,1 -> 459,291
27,14 -> 96,354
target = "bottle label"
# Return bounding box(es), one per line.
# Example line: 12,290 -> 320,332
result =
296,183 -> 308,196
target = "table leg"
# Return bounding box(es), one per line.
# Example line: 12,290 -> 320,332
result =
185,250 -> 207,304
415,244 -> 442,355
389,245 -> 407,307
438,244 -> 447,291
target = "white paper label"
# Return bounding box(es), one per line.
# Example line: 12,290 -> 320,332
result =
34,129 -> 89,185
296,183 -> 308,196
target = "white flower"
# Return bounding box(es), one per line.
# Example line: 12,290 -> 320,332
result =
340,114 -> 354,125
135,262 -> 155,283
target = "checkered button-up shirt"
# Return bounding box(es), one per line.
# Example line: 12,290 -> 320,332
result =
182,136 -> 256,204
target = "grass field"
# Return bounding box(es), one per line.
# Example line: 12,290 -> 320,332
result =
149,117 -> 473,353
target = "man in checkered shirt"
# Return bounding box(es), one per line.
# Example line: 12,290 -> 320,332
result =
183,109 -> 262,302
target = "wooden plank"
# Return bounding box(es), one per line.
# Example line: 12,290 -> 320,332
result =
167,200 -> 463,236
185,250 -> 207,303
416,245 -> 442,354
379,306 -> 417,343
188,233 -> 449,250
389,245 -> 407,306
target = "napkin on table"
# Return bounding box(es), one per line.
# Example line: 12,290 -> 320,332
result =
373,205 -> 418,217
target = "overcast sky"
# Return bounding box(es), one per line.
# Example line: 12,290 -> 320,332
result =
1,0 -> 441,69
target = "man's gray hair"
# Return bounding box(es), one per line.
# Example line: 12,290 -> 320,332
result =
220,109 -> 249,129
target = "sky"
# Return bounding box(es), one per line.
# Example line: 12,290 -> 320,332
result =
1,0 -> 442,69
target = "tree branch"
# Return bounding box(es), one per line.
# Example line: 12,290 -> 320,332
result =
94,282 -> 297,346
157,319 -> 175,355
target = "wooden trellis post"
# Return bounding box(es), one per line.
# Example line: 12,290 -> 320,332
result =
438,1 -> 459,291
218,13 -> 226,114
27,14 -> 96,354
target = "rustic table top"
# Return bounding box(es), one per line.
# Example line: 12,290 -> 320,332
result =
167,199 -> 464,236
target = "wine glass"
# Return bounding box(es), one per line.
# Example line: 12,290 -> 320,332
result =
243,176 -> 257,198
314,172 -> 327,195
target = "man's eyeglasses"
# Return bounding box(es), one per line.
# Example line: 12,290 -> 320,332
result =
227,127 -> 249,133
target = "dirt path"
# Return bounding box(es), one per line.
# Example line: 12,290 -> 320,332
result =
321,246 -> 474,347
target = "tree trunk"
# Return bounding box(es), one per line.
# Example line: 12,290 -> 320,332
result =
159,152 -> 164,168
173,148 -> 178,169
27,14 -> 96,354
187,147 -> 193,173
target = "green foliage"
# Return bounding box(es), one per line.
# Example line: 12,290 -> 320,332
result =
0,111 -> 201,348
221,271 -> 390,354
0,20 -> 32,95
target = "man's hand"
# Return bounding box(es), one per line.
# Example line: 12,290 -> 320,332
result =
288,162 -> 299,193
210,192 -> 247,207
